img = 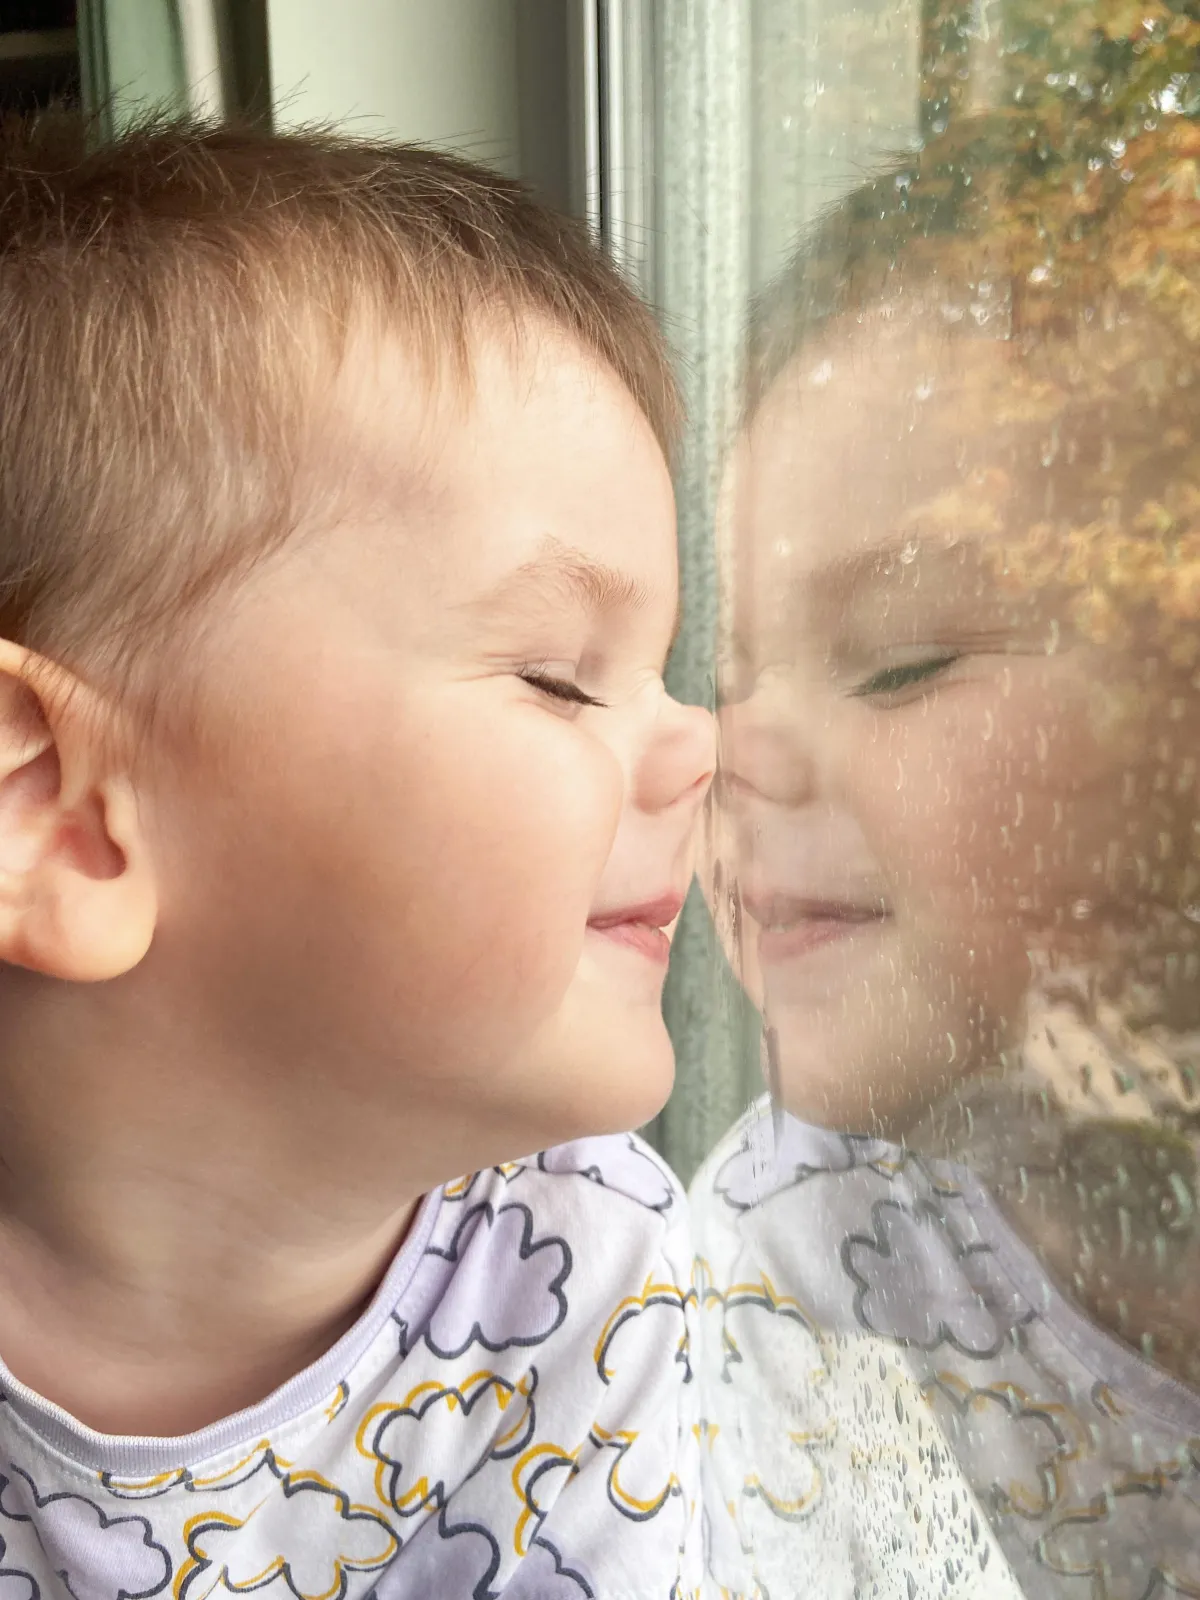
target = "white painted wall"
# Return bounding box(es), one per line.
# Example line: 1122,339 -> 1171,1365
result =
267,0 -> 523,176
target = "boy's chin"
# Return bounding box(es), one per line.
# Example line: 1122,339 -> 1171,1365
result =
549,1004 -> 677,1142
768,1007 -> 982,1142
582,922 -> 675,991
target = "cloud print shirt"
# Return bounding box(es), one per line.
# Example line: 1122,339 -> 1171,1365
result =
693,1104 -> 1200,1600
0,1135 -> 701,1600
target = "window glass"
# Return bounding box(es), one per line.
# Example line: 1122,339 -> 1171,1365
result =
664,3 -> 1200,1593
78,0 -> 189,128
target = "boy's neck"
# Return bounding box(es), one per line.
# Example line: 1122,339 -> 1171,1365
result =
0,1225 -> 396,1436
0,978 -> 420,1437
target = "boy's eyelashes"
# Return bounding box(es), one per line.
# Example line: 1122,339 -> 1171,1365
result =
714,648 -> 964,707
517,667 -> 608,709
847,651 -> 963,701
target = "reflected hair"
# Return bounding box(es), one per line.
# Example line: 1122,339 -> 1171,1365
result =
742,108 -> 1200,666
747,109 -> 1200,411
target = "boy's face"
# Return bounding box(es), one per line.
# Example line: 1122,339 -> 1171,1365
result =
138,331 -> 713,1178
718,318 -> 1199,1135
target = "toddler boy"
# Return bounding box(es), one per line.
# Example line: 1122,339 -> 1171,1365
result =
0,116 -> 713,1597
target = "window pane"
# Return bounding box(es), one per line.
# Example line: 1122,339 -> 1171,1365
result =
671,2 -> 1200,1593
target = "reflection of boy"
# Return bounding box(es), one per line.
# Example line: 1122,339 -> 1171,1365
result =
698,106 -> 1200,1599
0,120 -> 715,1594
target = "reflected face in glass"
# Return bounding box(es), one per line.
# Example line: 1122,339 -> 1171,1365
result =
717,316 -> 1200,1136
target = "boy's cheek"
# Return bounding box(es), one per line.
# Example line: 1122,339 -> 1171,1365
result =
403,731 -> 623,1006
847,668 -> 1106,923
152,697 -> 628,1073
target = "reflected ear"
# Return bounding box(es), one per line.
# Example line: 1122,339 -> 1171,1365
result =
0,641 -> 156,981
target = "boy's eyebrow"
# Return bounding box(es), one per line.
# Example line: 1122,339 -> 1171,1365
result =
739,532 -> 983,646
806,531 -> 981,604
469,538 -> 682,641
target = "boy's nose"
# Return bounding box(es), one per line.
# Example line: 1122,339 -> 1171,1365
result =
636,699 -> 716,815
717,698 -> 820,810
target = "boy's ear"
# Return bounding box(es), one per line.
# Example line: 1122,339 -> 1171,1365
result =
0,640 -> 156,982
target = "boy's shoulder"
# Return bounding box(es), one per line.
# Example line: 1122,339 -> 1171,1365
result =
691,1095 -> 855,1218
390,1130 -> 689,1368
374,1133 -> 701,1594
444,1129 -> 685,1222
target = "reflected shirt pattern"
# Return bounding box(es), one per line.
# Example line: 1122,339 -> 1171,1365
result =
0,1135 -> 700,1600
694,1100 -> 1200,1600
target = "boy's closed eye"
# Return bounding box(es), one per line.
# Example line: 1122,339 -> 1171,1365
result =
847,652 -> 963,703
518,666 -> 608,710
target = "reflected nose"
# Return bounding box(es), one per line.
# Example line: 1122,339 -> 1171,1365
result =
636,698 -> 716,814
718,694 -> 820,809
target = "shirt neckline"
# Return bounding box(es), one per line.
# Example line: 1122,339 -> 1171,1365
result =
0,1186 -> 443,1476
954,1166 -> 1200,1436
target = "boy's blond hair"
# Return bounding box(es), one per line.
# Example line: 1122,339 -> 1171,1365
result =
0,116 -> 679,707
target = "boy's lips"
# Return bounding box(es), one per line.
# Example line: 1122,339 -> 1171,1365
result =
740,891 -> 892,962
587,893 -> 685,965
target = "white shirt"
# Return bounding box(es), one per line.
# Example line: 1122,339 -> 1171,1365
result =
693,1101 -> 1200,1599
0,1133 -> 701,1599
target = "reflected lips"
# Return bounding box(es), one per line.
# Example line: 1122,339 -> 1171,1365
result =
743,894 -> 890,961
587,893 -> 684,965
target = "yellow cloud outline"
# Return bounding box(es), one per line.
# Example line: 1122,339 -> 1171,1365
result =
355,1368 -> 537,1515
593,1275 -> 694,1384
174,1473 -> 397,1600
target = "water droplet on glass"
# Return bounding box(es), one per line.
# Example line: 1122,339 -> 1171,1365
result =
1114,841 -> 1129,890
809,358 -> 834,388
1157,77 -> 1184,115
1072,897 -> 1093,920
1183,903 -> 1200,924
899,538 -> 919,564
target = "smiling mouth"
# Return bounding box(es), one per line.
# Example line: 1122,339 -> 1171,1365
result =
587,894 -> 683,966
743,895 -> 892,962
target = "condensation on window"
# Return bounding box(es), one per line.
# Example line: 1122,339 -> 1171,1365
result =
685,2 -> 1200,1594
